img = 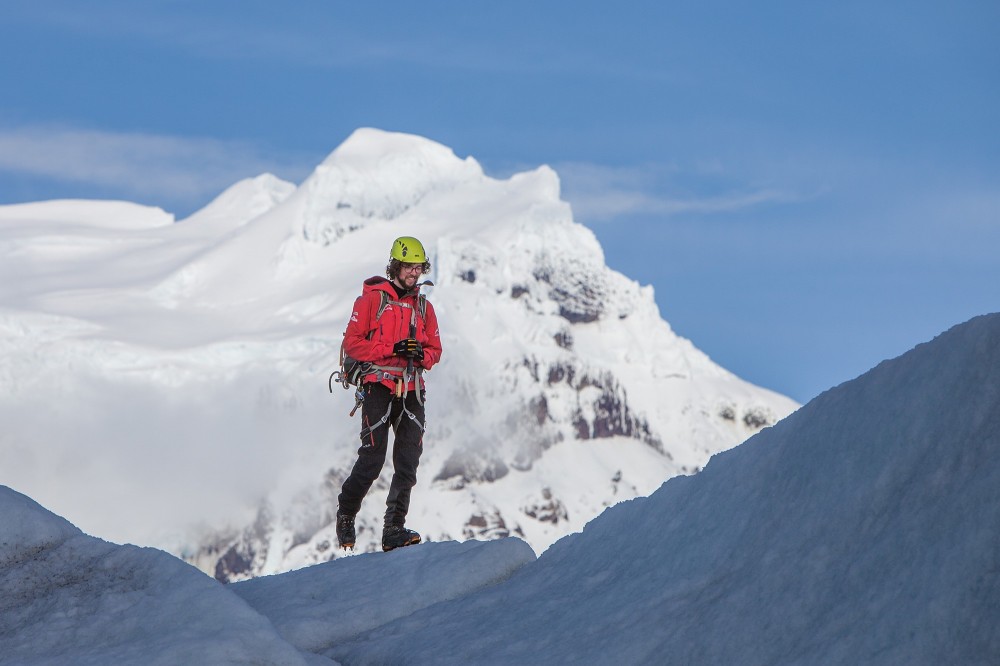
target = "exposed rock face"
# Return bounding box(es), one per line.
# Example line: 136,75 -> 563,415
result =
214,513 -> 270,583
522,488 -> 569,525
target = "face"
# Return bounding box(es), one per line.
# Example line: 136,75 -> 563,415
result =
395,262 -> 423,289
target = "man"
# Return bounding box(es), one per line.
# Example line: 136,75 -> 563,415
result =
336,236 -> 442,552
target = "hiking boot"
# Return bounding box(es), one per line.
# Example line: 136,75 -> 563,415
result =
382,525 -> 421,552
336,512 -> 356,550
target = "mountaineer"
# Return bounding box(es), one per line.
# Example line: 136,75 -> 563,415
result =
335,236 -> 442,552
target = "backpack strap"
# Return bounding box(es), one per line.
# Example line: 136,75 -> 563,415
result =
380,293 -> 427,322
374,290 -> 391,322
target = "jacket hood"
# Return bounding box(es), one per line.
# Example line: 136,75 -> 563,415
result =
362,275 -> 423,297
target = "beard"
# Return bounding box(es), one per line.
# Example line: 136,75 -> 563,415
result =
397,270 -> 420,290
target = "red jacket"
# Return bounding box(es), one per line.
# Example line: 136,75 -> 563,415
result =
343,277 -> 442,391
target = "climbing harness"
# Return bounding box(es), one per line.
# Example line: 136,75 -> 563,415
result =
357,389 -> 426,444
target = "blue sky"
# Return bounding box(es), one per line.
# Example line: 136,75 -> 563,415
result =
1,1 -> 997,402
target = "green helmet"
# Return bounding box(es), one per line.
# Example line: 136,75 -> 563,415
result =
390,236 -> 427,263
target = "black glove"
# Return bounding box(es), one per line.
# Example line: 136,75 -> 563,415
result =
392,338 -> 424,361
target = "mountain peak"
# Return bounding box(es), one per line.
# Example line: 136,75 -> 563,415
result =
295,128 -> 486,244
321,127 -> 475,172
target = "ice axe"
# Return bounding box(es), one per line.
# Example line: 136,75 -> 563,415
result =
404,305 -> 417,399
402,280 -> 432,398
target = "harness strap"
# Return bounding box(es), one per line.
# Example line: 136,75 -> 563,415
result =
399,404 -> 426,433
366,365 -> 424,384
384,295 -> 427,319
359,395 -> 426,441
359,401 -> 394,441
400,366 -> 425,407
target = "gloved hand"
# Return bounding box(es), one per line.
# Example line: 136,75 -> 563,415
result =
392,338 -> 424,361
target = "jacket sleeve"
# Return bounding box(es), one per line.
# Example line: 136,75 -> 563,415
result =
343,292 -> 394,363
419,300 -> 443,370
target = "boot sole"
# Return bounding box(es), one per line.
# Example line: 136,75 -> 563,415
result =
382,535 -> 421,552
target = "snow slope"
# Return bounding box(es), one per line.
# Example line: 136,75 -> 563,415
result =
0,128 -> 797,577
0,485 -> 309,665
3,314 -> 996,664
229,538 -> 534,654
0,484 -> 533,665
326,313 -> 1000,664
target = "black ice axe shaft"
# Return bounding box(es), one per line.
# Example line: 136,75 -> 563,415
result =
404,306 -> 416,398
401,280 -> 431,399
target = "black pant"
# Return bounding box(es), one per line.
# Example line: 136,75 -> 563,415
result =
338,382 -> 425,527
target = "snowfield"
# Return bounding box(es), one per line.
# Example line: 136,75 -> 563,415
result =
2,313 -> 998,664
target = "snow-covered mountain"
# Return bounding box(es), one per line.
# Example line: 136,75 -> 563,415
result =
3,314 -> 997,664
0,128 -> 796,579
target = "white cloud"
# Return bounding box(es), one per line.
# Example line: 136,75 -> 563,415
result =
0,369 -> 333,551
0,124 -> 311,208
556,161 -> 796,222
